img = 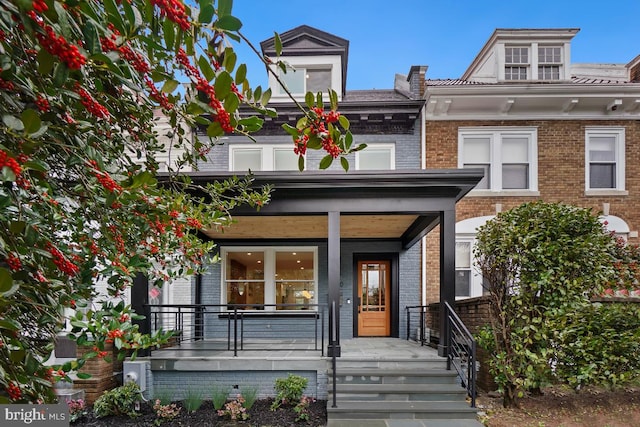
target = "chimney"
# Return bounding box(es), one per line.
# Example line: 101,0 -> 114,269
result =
407,65 -> 428,98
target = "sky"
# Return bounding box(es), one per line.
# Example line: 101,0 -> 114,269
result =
227,0 -> 640,90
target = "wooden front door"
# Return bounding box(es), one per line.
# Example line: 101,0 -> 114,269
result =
357,260 -> 391,336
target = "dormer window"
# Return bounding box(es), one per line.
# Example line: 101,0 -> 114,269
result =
277,66 -> 332,95
538,46 -> 562,80
505,46 -> 529,80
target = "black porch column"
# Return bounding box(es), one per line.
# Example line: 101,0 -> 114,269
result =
131,273 -> 151,356
438,208 -> 456,357
327,211 -> 341,357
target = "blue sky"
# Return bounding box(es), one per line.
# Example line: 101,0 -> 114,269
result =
228,0 -> 640,90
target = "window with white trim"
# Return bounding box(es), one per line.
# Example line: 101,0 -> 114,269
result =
585,127 -> 625,191
355,144 -> 395,170
538,46 -> 562,80
222,247 -> 318,311
505,46 -> 529,80
459,128 -> 538,192
277,67 -> 332,96
230,145 -> 299,171
455,239 -> 486,299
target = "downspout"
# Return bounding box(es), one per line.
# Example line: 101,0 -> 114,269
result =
420,101 -> 427,307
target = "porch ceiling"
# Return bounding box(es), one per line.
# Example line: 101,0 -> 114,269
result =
202,214 -> 421,240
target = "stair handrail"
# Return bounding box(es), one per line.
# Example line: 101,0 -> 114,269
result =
444,301 -> 477,407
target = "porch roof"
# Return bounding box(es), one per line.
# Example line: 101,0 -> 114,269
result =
186,169 -> 483,248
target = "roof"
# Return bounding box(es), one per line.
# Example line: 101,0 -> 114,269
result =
343,89 -> 412,102
426,76 -> 635,87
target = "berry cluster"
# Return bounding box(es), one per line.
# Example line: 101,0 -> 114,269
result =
6,382 -> 21,401
186,217 -> 202,229
35,94 -> 50,112
294,134 -> 309,156
101,28 -> 150,74
176,49 -> 233,133
0,77 -> 15,91
0,150 -> 22,177
144,76 -> 173,110
47,243 -> 79,277
106,329 -> 124,343
95,171 -> 122,192
302,107 -> 343,158
76,86 -> 110,119
29,12 -> 86,70
32,0 -> 47,13
6,252 -> 21,271
150,0 -> 190,31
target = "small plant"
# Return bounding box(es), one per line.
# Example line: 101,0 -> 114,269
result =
271,374 -> 308,410
152,399 -> 181,425
67,398 -> 87,423
182,388 -> 204,413
241,386 -> 258,410
153,389 -> 173,406
217,394 -> 249,421
294,395 -> 315,422
93,382 -> 141,418
211,385 -> 229,410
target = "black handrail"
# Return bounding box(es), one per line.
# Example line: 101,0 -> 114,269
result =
444,301 -> 477,407
405,305 -> 429,345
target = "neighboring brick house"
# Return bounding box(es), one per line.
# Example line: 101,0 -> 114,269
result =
420,28 -> 640,303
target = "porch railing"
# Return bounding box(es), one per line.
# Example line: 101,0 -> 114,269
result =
405,305 -> 430,346
444,301 -> 477,408
144,303 -> 326,356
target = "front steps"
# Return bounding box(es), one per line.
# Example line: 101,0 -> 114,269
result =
327,355 -> 482,427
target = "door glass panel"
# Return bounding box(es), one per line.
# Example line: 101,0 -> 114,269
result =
362,263 -> 386,312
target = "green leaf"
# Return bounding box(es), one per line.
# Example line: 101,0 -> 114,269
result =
261,88 -> 271,106
0,318 -> 20,332
235,63 -> 246,84
206,121 -> 223,137
9,221 -> 25,235
344,131 -> 353,150
237,116 -> 263,132
305,92 -> 314,109
161,79 -> 180,94
103,0 -> 126,34
21,109 -> 41,134
216,15 -> 242,31
76,372 -> 91,380
2,115 -> 24,131
214,71 -> 233,101
298,155 -> 304,171
319,155 -> 334,170
82,21 -> 101,55
52,62 -> 69,87
163,20 -> 175,51
340,156 -> 349,172
54,1 -> 71,39
223,48 -> 237,72
199,3 -> 215,23
37,49 -> 54,75
224,92 -> 239,114
316,92 -> 324,110
198,55 -> 216,82
274,32 -> 282,57
329,89 -> 338,111
282,123 -> 299,137
218,0 -> 233,16
338,115 -> 350,131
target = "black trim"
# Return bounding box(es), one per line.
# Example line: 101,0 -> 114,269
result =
352,253 -> 400,338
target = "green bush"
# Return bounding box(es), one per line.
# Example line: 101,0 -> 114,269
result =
93,382 -> 141,418
271,374 -> 308,410
182,388 -> 204,413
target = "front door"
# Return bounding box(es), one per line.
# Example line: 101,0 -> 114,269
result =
357,260 -> 391,336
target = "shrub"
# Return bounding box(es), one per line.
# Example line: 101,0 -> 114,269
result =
152,399 -> 181,425
271,374 -> 308,410
217,394 -> 249,421
294,395 -> 315,421
182,388 -> 204,413
93,382 -> 141,418
66,399 -> 87,423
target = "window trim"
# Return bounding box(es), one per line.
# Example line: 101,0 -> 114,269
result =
455,236 -> 485,300
584,127 -> 626,194
354,143 -> 396,170
504,46 -> 530,81
229,144 -> 302,171
268,55 -> 342,101
220,246 -> 319,312
458,127 -> 538,194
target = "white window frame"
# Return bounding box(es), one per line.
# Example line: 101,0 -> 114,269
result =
455,237 -> 485,300
537,45 -> 562,81
458,127 -> 538,195
504,46 -> 529,81
354,143 -> 395,170
220,246 -> 319,312
585,127 -> 626,195
268,55 -> 342,102
229,144 -> 302,171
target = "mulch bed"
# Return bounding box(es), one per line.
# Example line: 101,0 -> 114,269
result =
72,398 -> 327,427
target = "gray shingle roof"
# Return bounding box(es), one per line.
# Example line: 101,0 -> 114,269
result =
343,89 -> 412,102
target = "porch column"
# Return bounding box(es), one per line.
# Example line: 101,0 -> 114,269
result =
438,208 -> 455,357
327,211 -> 341,357
131,273 -> 150,356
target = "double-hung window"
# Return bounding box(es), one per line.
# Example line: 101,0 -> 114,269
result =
538,46 -> 562,80
459,127 -> 538,193
505,46 -> 529,80
230,145 -> 299,171
585,127 -> 625,192
222,247 -> 318,311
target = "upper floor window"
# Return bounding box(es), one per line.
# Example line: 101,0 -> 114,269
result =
505,46 -> 529,80
585,127 -> 625,192
355,144 -> 395,170
277,67 -> 332,96
230,145 -> 299,171
459,127 -> 538,192
538,46 -> 562,80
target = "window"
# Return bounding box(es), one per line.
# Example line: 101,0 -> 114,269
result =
505,46 -> 529,80
459,127 -> 537,192
222,247 -> 318,311
230,145 -> 299,171
585,127 -> 625,192
538,46 -> 561,80
355,144 -> 395,170
455,216 -> 495,299
277,67 -> 332,95
455,241 -> 472,297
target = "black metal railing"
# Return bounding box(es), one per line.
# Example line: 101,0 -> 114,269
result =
405,305 -> 430,345
444,301 -> 477,407
144,303 -> 326,356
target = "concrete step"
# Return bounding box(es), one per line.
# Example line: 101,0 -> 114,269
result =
327,418 -> 484,427
326,400 -> 479,420
331,368 -> 460,385
329,383 -> 467,401
335,357 -> 447,370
